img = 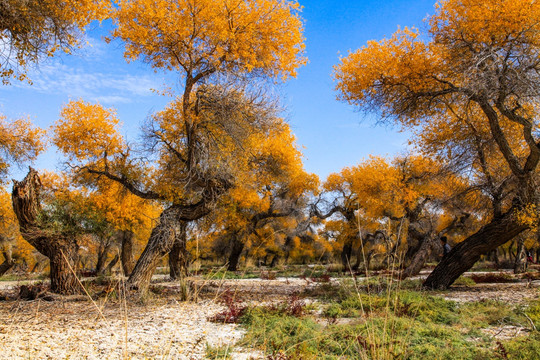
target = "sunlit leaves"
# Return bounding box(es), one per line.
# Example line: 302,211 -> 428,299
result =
0,0 -> 111,83
53,100 -> 126,162
0,114 -> 44,183
113,0 -> 306,80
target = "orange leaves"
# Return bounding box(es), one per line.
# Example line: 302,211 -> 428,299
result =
0,0 -> 112,83
0,114 -> 44,183
53,100 -> 126,162
113,0 -> 306,80
430,0 -> 540,49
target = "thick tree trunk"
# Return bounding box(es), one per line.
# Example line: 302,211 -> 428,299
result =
127,201 -> 211,293
0,250 -> 14,277
95,242 -> 110,275
49,244 -> 79,293
341,241 -> 354,271
169,223 -> 188,280
423,209 -> 527,289
120,230 -> 135,276
514,235 -> 527,274
227,237 -> 245,272
12,168 -> 80,294
400,236 -> 435,279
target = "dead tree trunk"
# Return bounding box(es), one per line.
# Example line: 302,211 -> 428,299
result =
0,250 -> 14,277
120,230 -> 135,276
12,168 -> 80,294
169,223 -> 188,280
423,209 -> 527,289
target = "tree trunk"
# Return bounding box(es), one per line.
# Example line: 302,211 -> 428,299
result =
127,200 -> 211,293
513,235 -> 527,274
341,241 -> 354,272
400,236 -> 435,279
120,230 -> 135,276
423,209 -> 527,289
12,168 -> 80,294
227,237 -> 245,272
169,223 -> 188,280
95,242 -> 110,275
49,244 -> 79,293
0,250 -> 14,277
105,254 -> 119,274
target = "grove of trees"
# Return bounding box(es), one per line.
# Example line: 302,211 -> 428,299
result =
1,0 -> 540,295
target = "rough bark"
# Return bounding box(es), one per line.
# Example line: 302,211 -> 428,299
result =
119,230 -> 135,276
95,241 -> 110,275
341,241 -> 354,272
423,208 -> 527,289
12,168 -> 80,294
0,250 -> 14,277
227,236 -> 245,272
513,235 -> 527,274
169,223 -> 188,280
400,236 -> 435,280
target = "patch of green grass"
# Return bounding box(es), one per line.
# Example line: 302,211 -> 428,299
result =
205,344 -> 233,359
453,276 -> 477,286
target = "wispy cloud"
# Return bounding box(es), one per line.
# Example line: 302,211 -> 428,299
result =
10,61 -> 163,104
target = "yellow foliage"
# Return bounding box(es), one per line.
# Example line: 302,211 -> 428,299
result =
113,0 -> 306,80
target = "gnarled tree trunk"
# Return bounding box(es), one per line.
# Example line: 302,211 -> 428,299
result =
169,223 -> 188,280
400,236 -> 435,279
127,202 -> 210,293
423,209 -> 527,289
119,230 -> 135,276
0,249 -> 14,277
12,168 -> 80,294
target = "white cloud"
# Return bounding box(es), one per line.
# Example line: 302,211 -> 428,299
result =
10,61 -> 163,104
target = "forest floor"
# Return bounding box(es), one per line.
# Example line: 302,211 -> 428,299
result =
0,268 -> 539,359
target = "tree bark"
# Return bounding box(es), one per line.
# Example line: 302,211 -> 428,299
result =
0,250 -> 14,277
95,241 -> 110,275
400,236 -> 435,279
12,168 -> 80,294
423,209 -> 527,289
341,241 -> 354,272
120,230 -> 135,276
127,202 -> 210,293
169,223 -> 188,280
227,236 -> 245,272
513,235 -> 527,274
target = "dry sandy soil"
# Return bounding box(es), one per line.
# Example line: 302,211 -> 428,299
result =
0,274 -> 538,359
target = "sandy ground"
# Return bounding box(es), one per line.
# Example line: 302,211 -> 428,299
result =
0,273 -> 538,359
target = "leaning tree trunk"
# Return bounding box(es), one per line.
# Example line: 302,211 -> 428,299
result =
12,168 -> 80,294
0,250 -> 15,277
400,236 -> 435,280
169,223 -> 188,280
423,209 -> 527,289
227,237 -> 245,272
105,254 -> 120,274
127,201 -> 210,293
120,230 -> 135,276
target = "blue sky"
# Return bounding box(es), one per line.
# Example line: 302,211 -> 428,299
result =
1,0 -> 437,181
